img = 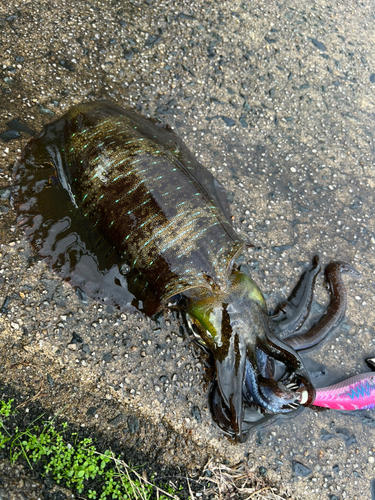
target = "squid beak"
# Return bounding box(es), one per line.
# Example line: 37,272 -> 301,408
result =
214,331 -> 246,442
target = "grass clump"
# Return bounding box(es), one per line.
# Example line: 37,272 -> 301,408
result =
0,399 -> 180,499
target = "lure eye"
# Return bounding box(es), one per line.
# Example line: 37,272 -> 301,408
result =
298,389 -> 309,405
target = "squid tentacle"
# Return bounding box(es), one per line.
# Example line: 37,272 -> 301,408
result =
243,359 -> 297,413
271,255 -> 321,339
248,348 -> 303,411
283,261 -> 361,352
257,326 -> 302,372
258,376 -> 298,408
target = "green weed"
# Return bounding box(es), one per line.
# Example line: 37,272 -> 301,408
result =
0,399 -> 181,500
0,398 -> 13,450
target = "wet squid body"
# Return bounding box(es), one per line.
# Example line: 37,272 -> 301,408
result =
12,101 -> 360,442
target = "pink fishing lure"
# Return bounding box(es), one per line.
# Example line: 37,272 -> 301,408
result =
313,372 -> 375,410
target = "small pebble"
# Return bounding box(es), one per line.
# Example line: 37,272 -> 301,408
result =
292,461 -> 312,477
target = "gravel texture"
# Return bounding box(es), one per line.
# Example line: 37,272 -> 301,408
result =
0,455 -> 72,500
0,0 -> 375,499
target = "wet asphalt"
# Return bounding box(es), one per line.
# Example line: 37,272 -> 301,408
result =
0,0 -> 375,499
